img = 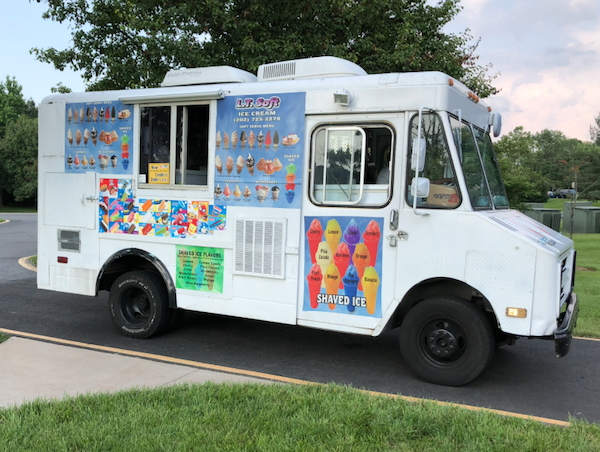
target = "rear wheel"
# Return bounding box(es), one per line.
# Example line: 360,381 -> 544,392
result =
399,296 -> 495,386
109,271 -> 172,338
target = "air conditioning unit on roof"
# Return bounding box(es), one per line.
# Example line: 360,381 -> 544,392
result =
257,56 -> 367,82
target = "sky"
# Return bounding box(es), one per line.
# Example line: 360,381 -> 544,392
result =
1,0 -> 599,142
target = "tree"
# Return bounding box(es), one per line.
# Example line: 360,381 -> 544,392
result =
0,115 -> 38,202
32,0 -> 498,96
494,127 -> 547,209
0,76 -> 37,139
590,112 -> 600,146
0,77 -> 38,205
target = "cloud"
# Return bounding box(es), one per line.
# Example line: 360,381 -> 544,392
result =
440,0 -> 600,141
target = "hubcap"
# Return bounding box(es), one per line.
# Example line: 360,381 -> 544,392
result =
121,287 -> 151,326
421,320 -> 467,364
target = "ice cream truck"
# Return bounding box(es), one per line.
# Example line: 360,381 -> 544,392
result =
37,56 -> 578,386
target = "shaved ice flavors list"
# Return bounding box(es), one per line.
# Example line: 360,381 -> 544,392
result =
176,245 -> 224,293
65,100 -> 133,175
214,93 -> 305,208
304,216 -> 383,318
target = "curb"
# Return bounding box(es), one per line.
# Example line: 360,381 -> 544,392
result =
18,256 -> 37,273
0,219 -> 10,225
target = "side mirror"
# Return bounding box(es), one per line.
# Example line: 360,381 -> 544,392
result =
411,137 -> 426,172
492,113 -> 502,137
411,177 -> 430,198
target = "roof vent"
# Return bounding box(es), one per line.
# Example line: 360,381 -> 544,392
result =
162,66 -> 257,87
257,57 -> 367,82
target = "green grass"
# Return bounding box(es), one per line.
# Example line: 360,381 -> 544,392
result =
0,206 -> 37,213
30,256 -> 37,267
544,198 -> 600,211
572,235 -> 600,338
0,332 -> 9,344
0,383 -> 599,451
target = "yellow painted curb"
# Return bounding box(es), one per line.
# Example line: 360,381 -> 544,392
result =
18,256 -> 37,273
0,327 -> 571,427
0,219 -> 10,225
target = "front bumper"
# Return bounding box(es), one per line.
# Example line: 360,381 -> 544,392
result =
554,292 -> 579,358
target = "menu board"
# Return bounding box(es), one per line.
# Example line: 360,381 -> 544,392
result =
214,92 -> 305,208
65,100 -> 133,175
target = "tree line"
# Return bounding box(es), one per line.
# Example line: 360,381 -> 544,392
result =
2,0 -> 598,209
494,123 -> 600,209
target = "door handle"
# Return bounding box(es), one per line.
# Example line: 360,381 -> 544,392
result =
389,209 -> 398,230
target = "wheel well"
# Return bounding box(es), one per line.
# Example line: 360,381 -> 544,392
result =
96,249 -> 177,308
384,278 -> 500,334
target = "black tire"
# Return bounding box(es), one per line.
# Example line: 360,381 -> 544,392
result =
109,271 -> 172,339
399,296 -> 495,386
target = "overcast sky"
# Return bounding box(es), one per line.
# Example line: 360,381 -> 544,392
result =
2,0 -> 599,141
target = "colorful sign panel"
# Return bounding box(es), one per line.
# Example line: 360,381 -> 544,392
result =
214,92 -> 305,208
148,163 -> 170,184
303,216 -> 383,318
176,245 -> 224,293
98,179 -> 224,237
65,100 -> 133,174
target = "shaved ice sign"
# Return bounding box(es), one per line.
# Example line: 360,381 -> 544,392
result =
176,246 -> 224,293
214,92 -> 305,208
303,216 -> 383,318
65,100 -> 133,175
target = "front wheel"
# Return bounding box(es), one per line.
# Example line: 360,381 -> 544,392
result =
109,271 -> 172,339
399,296 -> 495,386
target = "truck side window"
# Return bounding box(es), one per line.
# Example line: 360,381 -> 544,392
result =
310,124 -> 393,207
140,104 -> 209,186
407,113 -> 460,208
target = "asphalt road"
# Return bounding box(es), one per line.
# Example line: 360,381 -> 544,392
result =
1,213 -> 599,423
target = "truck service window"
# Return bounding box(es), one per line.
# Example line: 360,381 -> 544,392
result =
310,125 -> 393,206
407,113 -> 460,208
139,104 -> 209,186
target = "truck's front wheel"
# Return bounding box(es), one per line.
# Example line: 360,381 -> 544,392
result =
399,296 -> 495,386
109,271 -> 171,339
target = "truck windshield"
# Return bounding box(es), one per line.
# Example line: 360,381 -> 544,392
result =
449,115 -> 508,210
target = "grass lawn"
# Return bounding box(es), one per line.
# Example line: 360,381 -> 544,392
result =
0,332 -> 9,344
572,235 -> 600,338
0,383 -> 599,451
30,256 -> 37,267
0,206 -> 37,213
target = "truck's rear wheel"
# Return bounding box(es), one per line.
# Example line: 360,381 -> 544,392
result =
399,296 -> 494,386
109,271 -> 172,338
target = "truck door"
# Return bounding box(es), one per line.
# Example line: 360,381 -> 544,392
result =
297,114 -> 403,332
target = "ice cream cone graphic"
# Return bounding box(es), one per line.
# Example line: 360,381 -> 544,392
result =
352,243 -> 370,291
223,132 -> 230,150
324,219 -> 342,257
215,155 -> 223,174
342,266 -> 360,312
249,131 -> 255,150
231,131 -> 238,150
343,219 -> 361,257
324,264 -> 341,310
307,263 -> 323,309
333,242 -> 351,289
362,220 -> 381,267
315,241 -> 332,288
362,267 -> 380,315
306,218 -> 323,264
273,131 -> 279,151
257,131 -> 264,150
240,131 -> 247,149
216,131 -> 221,150
265,130 -> 272,151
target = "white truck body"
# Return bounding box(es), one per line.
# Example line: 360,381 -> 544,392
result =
37,57 -> 578,385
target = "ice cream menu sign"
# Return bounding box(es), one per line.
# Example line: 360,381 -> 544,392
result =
214,92 -> 305,208
303,216 -> 383,318
65,100 -> 133,175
